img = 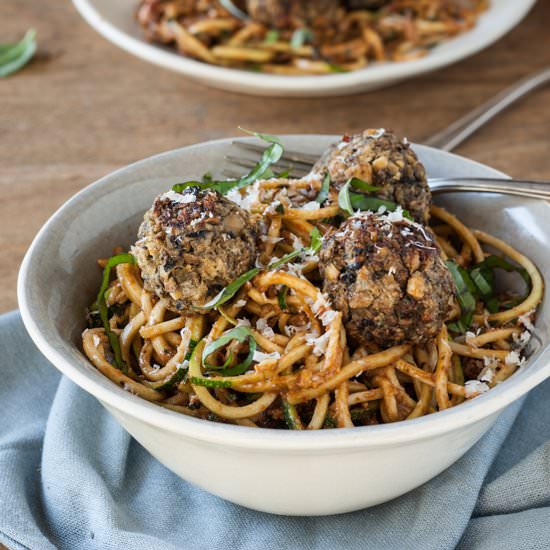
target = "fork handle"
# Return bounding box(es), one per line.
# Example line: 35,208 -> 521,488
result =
425,67 -> 550,151
429,177 -> 550,200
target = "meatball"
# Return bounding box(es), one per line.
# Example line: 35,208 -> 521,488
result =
319,211 -> 454,347
132,188 -> 257,313
246,0 -> 341,29
313,130 -> 431,224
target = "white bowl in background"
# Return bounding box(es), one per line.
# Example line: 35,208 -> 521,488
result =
71,0 -> 536,97
18,136 -> 550,515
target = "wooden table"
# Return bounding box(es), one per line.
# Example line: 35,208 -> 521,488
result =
1,0 -> 550,315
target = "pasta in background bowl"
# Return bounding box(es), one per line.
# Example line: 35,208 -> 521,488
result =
72,0 -> 536,96
18,135 -> 550,515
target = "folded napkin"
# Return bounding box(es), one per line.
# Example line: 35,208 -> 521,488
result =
1,310 -> 550,550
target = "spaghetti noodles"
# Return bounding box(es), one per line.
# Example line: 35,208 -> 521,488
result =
136,0 -> 488,74
82,132 -> 543,430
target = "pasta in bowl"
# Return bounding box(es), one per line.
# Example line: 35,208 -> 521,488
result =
18,134 -> 550,514
81,130 -> 543,430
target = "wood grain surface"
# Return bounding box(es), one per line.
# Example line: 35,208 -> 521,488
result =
1,0 -> 550,316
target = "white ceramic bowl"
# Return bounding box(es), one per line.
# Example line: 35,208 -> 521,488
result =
72,0 -> 536,97
18,136 -> 550,515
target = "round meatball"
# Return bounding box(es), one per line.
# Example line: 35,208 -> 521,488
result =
133,188 -> 257,313
313,130 -> 431,224
319,211 -> 454,347
246,0 -> 341,29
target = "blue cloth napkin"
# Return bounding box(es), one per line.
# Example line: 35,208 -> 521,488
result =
1,310 -> 550,550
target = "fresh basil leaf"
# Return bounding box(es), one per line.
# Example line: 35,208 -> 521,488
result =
350,193 -> 413,220
309,226 -> 323,253
194,267 -> 260,311
202,326 -> 257,376
264,30 -> 280,44
290,28 -> 314,49
278,286 -> 289,310
173,130 -> 284,196
96,253 -> 136,372
446,260 -> 477,333
337,181 -> 354,216
349,177 -> 381,193
238,128 -> 282,146
0,29 -> 36,77
481,255 -> 531,288
218,0 -> 249,20
315,172 -> 330,205
470,265 -> 499,314
469,255 -> 531,315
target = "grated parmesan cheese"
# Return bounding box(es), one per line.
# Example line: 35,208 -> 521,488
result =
306,331 -> 331,357
464,380 -> 490,398
161,190 -> 196,204
256,318 -> 275,338
253,350 -> 280,363
319,309 -> 337,327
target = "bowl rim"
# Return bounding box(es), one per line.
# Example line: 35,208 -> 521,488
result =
18,135 -> 550,451
71,0 -> 536,94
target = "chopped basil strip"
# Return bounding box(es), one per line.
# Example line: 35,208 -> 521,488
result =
315,172 -> 330,204
338,181 -> 354,216
0,29 -> 36,77
203,326 -> 257,376
264,30 -> 280,43
290,28 -> 314,48
96,253 -> 136,372
470,255 -> 531,314
282,399 -> 304,430
278,286 -> 289,310
446,260 -> 477,333
173,130 -> 283,195
350,194 -> 413,220
337,179 -> 410,219
218,0 -> 249,20
309,226 -> 323,253
196,228 -> 322,311
349,177 -> 381,193
195,267 -> 260,311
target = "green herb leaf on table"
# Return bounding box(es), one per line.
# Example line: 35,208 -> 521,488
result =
0,29 -> 36,78
96,253 -> 136,373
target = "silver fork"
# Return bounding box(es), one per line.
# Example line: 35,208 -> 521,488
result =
226,67 -> 550,200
